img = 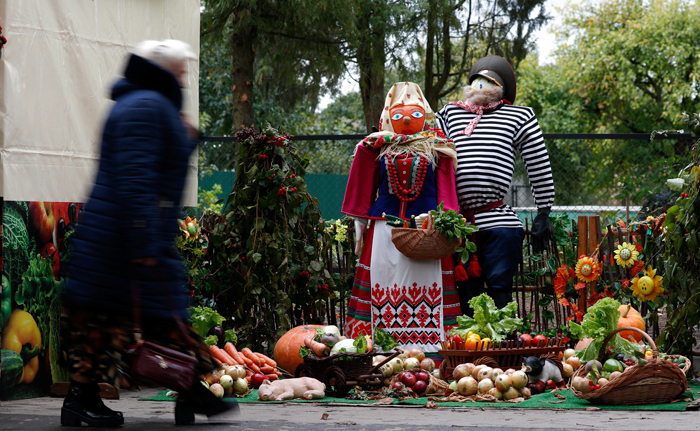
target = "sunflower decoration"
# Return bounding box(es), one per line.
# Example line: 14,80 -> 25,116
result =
614,242 -> 639,267
630,265 -> 664,302
178,216 -> 201,240
575,255 -> 600,282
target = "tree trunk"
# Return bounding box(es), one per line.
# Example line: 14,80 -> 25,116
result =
231,27 -> 256,131
357,9 -> 386,133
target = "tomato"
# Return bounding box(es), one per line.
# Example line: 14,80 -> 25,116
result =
41,242 -> 60,279
532,334 -> 548,347
519,333 -> 532,347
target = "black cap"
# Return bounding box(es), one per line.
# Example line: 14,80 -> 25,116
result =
468,55 -> 516,104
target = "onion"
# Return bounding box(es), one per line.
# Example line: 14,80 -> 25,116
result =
226,365 -> 246,380
420,358 -> 435,372
373,355 -> 387,365
495,374 -> 512,392
232,378 -> 248,393
566,356 -> 581,369
380,363 -> 394,378
490,368 -> 504,380
219,375 -> 233,389
408,348 -> 426,362
453,363 -> 474,381
391,358 -> 404,374
210,383 -> 224,398
488,387 -> 503,399
205,370 -> 221,385
478,378 -> 494,394
471,364 -> 485,379
502,386 -> 519,400
457,376 -> 478,396
510,371 -> 528,389
477,366 -> 493,382
449,381 -> 458,391
562,363 -> 574,378
432,369 -> 441,379
504,368 -> 516,376
598,377 -> 610,386
609,371 -> 622,381
403,357 -> 420,370
519,387 -> 532,399
563,348 -> 576,360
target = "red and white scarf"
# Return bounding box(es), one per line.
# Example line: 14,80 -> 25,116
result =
449,99 -> 506,136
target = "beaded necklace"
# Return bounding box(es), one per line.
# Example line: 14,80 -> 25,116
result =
385,153 -> 428,202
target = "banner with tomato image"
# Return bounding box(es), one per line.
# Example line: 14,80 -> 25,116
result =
1,200 -> 83,400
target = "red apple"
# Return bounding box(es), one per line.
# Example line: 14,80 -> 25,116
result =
401,372 -> 417,387
29,201 -> 55,245
415,371 -> 430,383
412,380 -> 427,394
40,242 -> 60,279
391,382 -> 404,390
249,373 -> 269,389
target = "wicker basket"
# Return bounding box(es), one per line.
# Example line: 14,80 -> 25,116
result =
570,327 -> 687,405
391,228 -> 460,260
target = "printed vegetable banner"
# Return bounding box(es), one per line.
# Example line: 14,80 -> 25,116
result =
1,200 -> 83,400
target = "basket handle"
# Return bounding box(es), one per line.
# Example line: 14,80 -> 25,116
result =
598,326 -> 657,360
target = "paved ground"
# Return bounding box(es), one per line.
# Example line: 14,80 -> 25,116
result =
1,386 -> 700,430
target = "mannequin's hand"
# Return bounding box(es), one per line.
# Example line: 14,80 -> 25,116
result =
531,207 -> 552,253
354,218 -> 368,255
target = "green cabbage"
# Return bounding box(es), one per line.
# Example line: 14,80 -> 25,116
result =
450,293 -> 523,342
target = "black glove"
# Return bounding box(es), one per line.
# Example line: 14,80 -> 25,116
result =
531,207 -> 552,253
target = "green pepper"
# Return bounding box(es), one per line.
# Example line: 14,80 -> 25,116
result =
1,273 -> 10,329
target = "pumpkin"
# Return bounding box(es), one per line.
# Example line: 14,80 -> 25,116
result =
618,304 -> 645,342
273,324 -> 324,375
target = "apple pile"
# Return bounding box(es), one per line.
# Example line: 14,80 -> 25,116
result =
392,369 -> 433,395
448,363 -> 531,401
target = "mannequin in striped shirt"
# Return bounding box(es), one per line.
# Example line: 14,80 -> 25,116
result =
436,55 -> 555,313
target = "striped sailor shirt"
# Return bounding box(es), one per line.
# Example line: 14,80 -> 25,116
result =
436,103 -> 555,230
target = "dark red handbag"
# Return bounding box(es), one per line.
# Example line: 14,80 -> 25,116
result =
129,278 -> 197,393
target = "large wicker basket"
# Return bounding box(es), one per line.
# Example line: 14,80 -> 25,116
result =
570,327 -> 687,405
391,228 -> 459,260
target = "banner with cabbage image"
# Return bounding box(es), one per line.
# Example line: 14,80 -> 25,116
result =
1,200 -> 83,400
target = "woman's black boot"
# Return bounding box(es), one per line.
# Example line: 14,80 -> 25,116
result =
174,381 -> 238,425
61,380 -> 124,427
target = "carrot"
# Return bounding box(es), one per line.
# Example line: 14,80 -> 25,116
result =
224,343 -> 246,365
255,352 -> 277,368
265,373 -> 279,381
260,365 -> 276,374
209,346 -> 233,365
213,357 -> 224,367
238,349 -> 261,373
304,337 -> 330,357
241,348 -> 264,367
403,220 -> 409,228
421,218 -> 429,229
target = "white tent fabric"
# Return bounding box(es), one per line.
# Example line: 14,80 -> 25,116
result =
0,0 -> 200,205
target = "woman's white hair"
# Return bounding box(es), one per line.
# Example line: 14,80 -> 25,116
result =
134,39 -> 196,75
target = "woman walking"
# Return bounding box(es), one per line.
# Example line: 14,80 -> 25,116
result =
60,40 -> 236,427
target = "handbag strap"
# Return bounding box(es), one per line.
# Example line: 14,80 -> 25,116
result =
131,267 -> 194,348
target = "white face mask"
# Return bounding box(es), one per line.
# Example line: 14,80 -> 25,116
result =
471,77 -> 497,90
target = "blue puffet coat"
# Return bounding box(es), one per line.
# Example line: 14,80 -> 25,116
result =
64,54 -> 196,321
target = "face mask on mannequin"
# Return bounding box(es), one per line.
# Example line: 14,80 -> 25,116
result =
389,105 -> 425,135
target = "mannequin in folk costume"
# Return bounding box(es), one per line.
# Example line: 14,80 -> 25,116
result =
436,55 -> 555,313
341,82 -> 461,354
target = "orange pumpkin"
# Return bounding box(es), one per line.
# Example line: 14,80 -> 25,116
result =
618,304 -> 645,342
273,324 -> 325,375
